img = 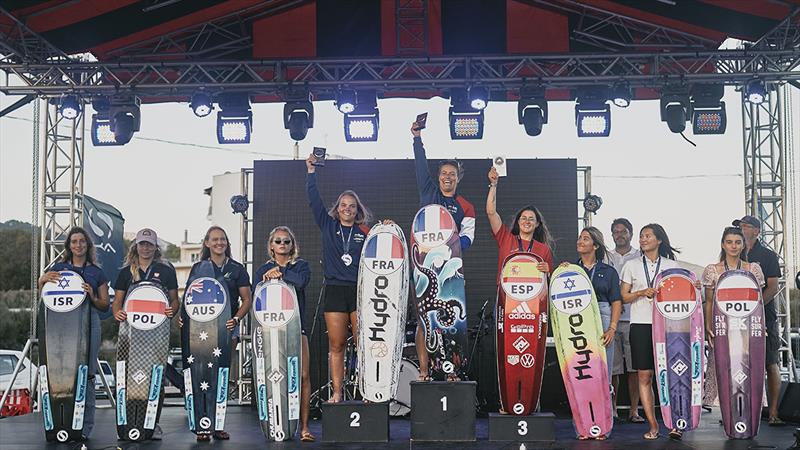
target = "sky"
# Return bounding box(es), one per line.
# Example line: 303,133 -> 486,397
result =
1,85 -> 799,275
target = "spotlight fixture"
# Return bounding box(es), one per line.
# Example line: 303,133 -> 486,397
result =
283,89 -> 314,141
343,91 -> 379,142
517,86 -> 548,137
449,88 -> 484,140
230,195 -> 249,215
468,86 -> 489,110
575,87 -> 611,137
744,79 -> 766,104
335,88 -> 357,114
583,194 -> 603,214
611,82 -> 632,108
660,85 -> 691,134
217,93 -> 252,144
691,84 -> 726,135
190,91 -> 213,117
58,95 -> 81,119
90,96 -> 140,146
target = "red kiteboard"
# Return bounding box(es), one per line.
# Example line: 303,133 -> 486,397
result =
496,252 -> 548,415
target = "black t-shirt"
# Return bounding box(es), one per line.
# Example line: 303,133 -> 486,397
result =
114,261 -> 178,294
746,240 -> 781,324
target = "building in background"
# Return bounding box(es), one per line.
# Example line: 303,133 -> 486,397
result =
204,171 -> 244,262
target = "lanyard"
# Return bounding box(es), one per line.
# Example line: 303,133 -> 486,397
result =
578,260 -> 598,283
517,236 -> 534,253
338,224 -> 353,255
723,259 -> 742,271
642,255 -> 661,289
140,263 -> 154,280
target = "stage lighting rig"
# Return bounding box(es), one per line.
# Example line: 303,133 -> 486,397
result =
611,82 -> 631,108
90,95 -> 141,146
190,91 -> 213,117
744,79 -> 767,104
217,93 -> 252,144
283,89 -> 314,142
343,90 -> 379,142
583,194 -> 603,214
58,95 -> 81,120
660,85 -> 691,134
449,88 -> 484,140
230,195 -> 249,215
469,86 -> 489,110
517,86 -> 547,137
691,84 -> 726,135
575,87 -> 611,137
335,88 -> 357,114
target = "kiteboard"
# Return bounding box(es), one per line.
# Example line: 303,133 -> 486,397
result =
496,252 -> 548,416
549,264 -> 612,439
712,269 -> 765,439
251,279 -> 302,441
38,270 -> 91,443
652,268 -> 703,433
357,223 -> 409,402
115,281 -> 171,441
181,261 -> 231,438
411,204 -> 468,380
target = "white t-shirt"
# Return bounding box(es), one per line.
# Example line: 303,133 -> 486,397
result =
620,255 -> 678,324
605,247 -> 642,321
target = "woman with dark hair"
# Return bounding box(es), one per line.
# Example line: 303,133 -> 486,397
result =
37,226 -> 110,440
306,153 -> 372,403
700,227 -> 764,409
620,223 -> 680,441
574,226 -> 622,381
253,226 -> 314,442
486,167 -> 554,276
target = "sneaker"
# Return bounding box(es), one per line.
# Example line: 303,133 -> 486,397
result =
151,425 -> 163,440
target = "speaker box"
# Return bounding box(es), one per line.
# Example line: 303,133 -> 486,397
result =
779,382 -> 800,423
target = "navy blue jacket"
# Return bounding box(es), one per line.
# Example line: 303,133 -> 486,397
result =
413,137 -> 475,251
307,172 -> 370,285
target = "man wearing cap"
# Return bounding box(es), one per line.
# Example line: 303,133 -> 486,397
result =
733,215 -> 785,426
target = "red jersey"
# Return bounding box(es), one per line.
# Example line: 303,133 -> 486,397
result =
492,224 -> 554,282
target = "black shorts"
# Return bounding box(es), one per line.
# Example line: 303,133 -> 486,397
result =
629,323 -> 654,371
323,284 -> 357,313
766,320 -> 780,366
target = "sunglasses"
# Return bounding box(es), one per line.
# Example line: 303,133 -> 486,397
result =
273,239 -> 292,245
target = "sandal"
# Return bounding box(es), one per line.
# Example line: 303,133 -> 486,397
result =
417,374 -> 432,381
196,433 -> 211,442
629,415 -> 646,424
668,429 -> 682,440
213,430 -> 230,440
300,431 -> 316,442
643,430 -> 659,440
768,417 -> 786,427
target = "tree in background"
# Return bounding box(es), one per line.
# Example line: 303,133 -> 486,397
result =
0,223 -> 33,290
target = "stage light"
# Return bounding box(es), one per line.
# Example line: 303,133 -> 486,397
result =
583,194 -> 603,214
660,86 -> 691,134
448,88 -> 484,139
190,91 -> 213,117
691,84 -> 726,135
575,88 -> 611,137
469,86 -> 489,110
517,86 -> 548,137
59,95 -> 81,119
744,79 -> 766,104
611,82 -> 631,108
343,91 -> 379,142
218,93 -> 252,144
230,195 -> 249,214
90,96 -> 140,146
336,89 -> 356,114
283,90 -> 314,142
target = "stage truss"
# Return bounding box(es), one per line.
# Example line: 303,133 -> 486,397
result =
1,3 -> 797,399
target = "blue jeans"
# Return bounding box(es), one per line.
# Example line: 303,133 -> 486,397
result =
598,302 -> 614,382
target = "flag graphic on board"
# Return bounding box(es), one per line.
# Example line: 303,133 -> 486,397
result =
414,204 -> 455,233
254,282 -> 296,327
502,261 -> 542,284
186,279 -> 226,306
364,233 -> 405,260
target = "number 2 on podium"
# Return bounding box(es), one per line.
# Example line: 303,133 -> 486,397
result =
350,412 -> 360,427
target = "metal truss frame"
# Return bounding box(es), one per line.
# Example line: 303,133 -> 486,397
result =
1,48 -> 799,98
741,85 -> 797,381
38,101 -> 85,271
0,7 -> 70,64
236,168 -> 255,405
396,0 -> 428,55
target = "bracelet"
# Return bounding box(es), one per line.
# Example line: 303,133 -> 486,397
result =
233,316 -> 241,324
489,183 -> 497,187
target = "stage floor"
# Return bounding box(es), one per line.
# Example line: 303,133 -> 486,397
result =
0,405 -> 796,450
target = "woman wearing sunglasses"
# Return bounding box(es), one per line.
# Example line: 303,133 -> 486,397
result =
253,226 -> 314,442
